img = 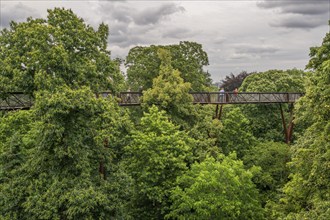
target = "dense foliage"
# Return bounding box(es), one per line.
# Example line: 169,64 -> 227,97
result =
239,69 -> 305,142
167,154 -> 264,220
274,28 -> 330,219
126,41 -> 211,91
0,8 -> 124,95
220,71 -> 254,92
1,8 -> 329,220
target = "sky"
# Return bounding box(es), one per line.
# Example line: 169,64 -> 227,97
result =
1,0 -> 329,82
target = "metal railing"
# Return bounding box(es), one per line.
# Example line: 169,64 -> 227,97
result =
190,92 -> 304,104
0,93 -> 33,110
0,92 -> 304,110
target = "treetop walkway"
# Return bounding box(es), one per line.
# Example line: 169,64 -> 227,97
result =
1,91 -> 303,110
117,92 -> 303,106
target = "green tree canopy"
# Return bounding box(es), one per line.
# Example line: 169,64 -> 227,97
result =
218,107 -> 256,158
125,41 -> 211,91
220,71 -> 254,92
277,26 -> 330,218
239,69 -> 305,142
306,20 -> 330,71
240,69 -> 305,93
243,142 -> 291,207
0,86 -> 132,219
142,48 -> 194,126
124,106 -> 193,219
167,154 -> 264,220
0,8 -> 124,94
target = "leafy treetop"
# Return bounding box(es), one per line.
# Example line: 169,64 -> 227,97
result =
126,41 -> 211,91
0,8 -> 124,94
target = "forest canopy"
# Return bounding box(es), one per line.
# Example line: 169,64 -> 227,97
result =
0,8 -> 329,220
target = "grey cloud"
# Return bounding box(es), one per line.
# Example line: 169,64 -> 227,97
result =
229,53 -> 254,60
214,37 -> 226,45
257,0 -> 329,29
235,44 -> 279,55
257,0 -> 329,15
99,2 -> 185,26
110,34 -> 152,48
109,22 -> 130,36
134,3 -> 185,26
1,3 -> 40,28
270,16 -> 327,29
162,28 -> 194,39
109,24 -> 154,48
97,2 -> 186,49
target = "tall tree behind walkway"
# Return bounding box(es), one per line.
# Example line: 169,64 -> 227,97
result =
125,41 -> 211,91
0,8 -> 124,94
239,69 -> 305,142
142,48 -> 194,126
220,71 -> 254,92
274,23 -> 330,219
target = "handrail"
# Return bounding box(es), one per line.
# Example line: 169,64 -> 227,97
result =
0,92 -> 304,110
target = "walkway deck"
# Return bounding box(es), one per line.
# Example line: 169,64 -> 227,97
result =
0,92 -> 303,110
116,92 -> 303,106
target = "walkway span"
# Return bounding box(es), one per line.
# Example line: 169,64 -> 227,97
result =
116,92 -> 303,106
1,92 -> 303,110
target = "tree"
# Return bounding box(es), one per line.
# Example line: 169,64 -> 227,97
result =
306,20 -> 330,71
275,26 -> 330,219
0,8 -> 124,95
0,111 -> 33,219
220,71 -> 254,92
167,154 -> 264,220
124,106 -> 193,219
239,69 -> 305,142
243,142 -> 291,208
142,48 -> 194,126
0,87 -> 132,219
218,107 -> 256,158
125,41 -> 211,91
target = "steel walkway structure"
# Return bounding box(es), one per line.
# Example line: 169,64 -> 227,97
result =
0,92 -> 303,110
116,92 -> 303,106
0,91 -> 303,144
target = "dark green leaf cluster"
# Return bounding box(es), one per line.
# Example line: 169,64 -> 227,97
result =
125,41 -> 211,91
0,8 -> 124,94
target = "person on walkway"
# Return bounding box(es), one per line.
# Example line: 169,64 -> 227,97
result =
233,88 -> 238,101
234,88 -> 238,95
219,88 -> 225,103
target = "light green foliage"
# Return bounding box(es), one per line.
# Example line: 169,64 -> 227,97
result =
239,69 -> 305,141
243,142 -> 291,206
219,107 -> 256,158
142,48 -> 194,126
306,20 -> 330,71
0,87 -> 132,219
240,69 -> 305,93
277,48 -> 330,218
167,154 -> 264,220
0,111 -> 34,219
0,8 -> 124,94
126,41 -> 211,91
125,106 -> 193,219
188,105 -> 222,161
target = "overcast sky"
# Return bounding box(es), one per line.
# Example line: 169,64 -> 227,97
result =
1,0 -> 329,82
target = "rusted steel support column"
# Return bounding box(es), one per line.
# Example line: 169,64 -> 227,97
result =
215,104 -> 219,119
287,104 -> 295,144
279,103 -> 295,144
218,105 -> 223,120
